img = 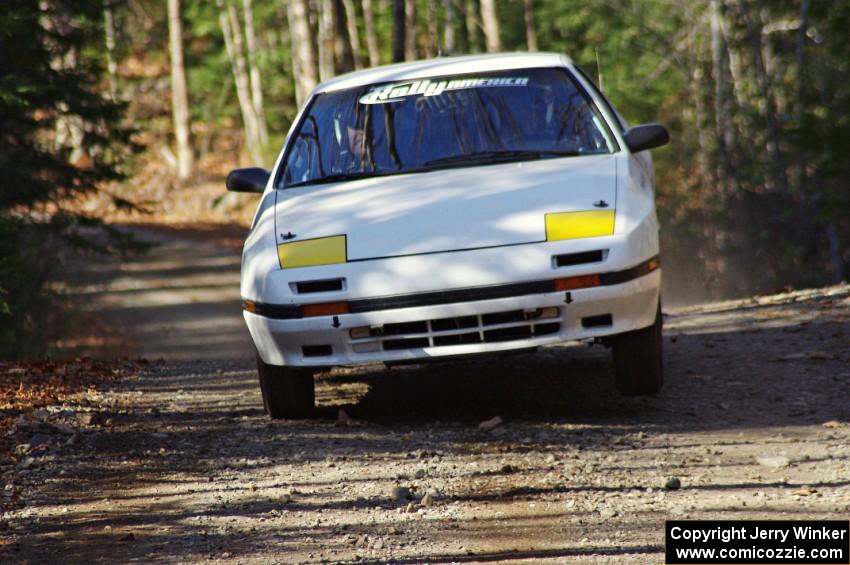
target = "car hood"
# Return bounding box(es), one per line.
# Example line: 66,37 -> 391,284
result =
274,155 -> 617,262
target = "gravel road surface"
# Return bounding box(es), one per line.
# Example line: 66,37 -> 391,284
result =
3,228 -> 850,564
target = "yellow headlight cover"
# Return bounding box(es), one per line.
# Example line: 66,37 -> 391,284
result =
278,235 -> 347,269
545,210 -> 615,241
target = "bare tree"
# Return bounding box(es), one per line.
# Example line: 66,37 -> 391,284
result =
362,0 -> 380,66
827,224 -> 845,283
218,0 -> 262,164
795,0 -> 809,198
709,0 -> 729,196
242,0 -> 268,143
103,0 -> 118,99
479,0 -> 500,52
318,0 -> 335,80
744,6 -> 788,195
456,0 -> 470,53
341,0 -> 363,69
287,0 -> 319,104
167,0 -> 194,181
392,0 -> 405,62
333,0 -> 355,73
425,0 -> 438,57
523,0 -> 537,52
404,0 -> 416,60
466,0 -> 484,52
443,0 -> 455,54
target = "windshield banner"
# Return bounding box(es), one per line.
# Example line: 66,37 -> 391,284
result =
358,76 -> 529,105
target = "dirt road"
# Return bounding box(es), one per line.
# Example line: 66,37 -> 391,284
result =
3,228 -> 850,564
60,226 -> 254,360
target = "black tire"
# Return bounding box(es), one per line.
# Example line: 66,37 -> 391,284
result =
611,303 -> 663,396
256,355 -> 315,419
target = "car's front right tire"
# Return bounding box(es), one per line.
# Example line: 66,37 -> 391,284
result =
611,302 -> 663,396
256,355 -> 315,419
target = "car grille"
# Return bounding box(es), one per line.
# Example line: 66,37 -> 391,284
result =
348,308 -> 561,352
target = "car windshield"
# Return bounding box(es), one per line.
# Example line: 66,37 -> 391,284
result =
279,67 -> 616,189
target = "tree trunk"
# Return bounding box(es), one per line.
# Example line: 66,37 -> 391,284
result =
796,0 -> 809,199
242,0 -> 267,143
392,0 -> 405,62
281,11 -> 301,105
762,23 -> 786,117
168,0 -> 194,181
103,0 -> 118,99
404,0 -> 417,60
523,0 -> 537,52
827,223 -> 845,284
333,0 -> 355,73
456,0 -> 469,53
318,0 -> 335,80
467,0 -> 484,52
218,0 -> 262,164
691,62 -> 727,285
341,0 -> 363,69
709,0 -> 728,197
425,0 -> 438,57
362,0 -> 380,66
792,0 -> 821,270
746,8 -> 789,194
443,0 -> 455,54
691,66 -> 711,190
721,20 -> 748,109
287,0 -> 318,105
479,0 -> 500,52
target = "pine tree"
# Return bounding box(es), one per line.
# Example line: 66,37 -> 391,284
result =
0,0 -> 133,357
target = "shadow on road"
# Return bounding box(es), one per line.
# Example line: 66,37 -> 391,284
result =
61,226 -> 254,360
19,223 -> 849,564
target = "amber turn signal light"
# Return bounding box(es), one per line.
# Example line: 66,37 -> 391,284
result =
301,302 -> 350,317
553,274 -> 601,291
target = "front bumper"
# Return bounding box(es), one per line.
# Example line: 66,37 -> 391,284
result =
246,267 -> 660,367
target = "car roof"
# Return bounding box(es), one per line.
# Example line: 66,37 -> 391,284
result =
316,52 -> 572,94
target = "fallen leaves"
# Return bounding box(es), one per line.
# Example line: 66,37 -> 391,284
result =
0,357 -> 146,514
0,358 -> 144,413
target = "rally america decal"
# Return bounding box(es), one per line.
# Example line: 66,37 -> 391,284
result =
358,76 -> 529,105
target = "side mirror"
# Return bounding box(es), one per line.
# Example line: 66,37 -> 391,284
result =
623,123 -> 669,153
226,167 -> 270,193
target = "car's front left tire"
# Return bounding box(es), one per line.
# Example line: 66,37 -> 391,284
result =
611,302 -> 663,396
256,355 -> 315,419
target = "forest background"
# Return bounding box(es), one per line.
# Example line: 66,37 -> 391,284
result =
1,0 -> 848,358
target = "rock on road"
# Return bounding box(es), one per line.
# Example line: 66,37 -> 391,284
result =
3,227 -> 850,564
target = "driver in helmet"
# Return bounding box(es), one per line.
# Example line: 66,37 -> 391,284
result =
332,110 -> 368,173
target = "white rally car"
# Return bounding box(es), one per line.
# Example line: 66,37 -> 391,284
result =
227,53 -> 669,418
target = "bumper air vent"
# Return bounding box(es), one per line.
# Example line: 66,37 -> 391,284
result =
581,314 -> 613,328
293,278 -> 345,294
553,249 -> 606,268
302,345 -> 333,357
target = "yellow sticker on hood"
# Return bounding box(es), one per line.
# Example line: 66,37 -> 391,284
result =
278,235 -> 347,269
545,210 -> 615,241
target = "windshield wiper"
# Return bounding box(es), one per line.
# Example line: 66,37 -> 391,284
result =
424,149 -> 580,168
285,150 -> 584,188
286,171 -> 378,188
